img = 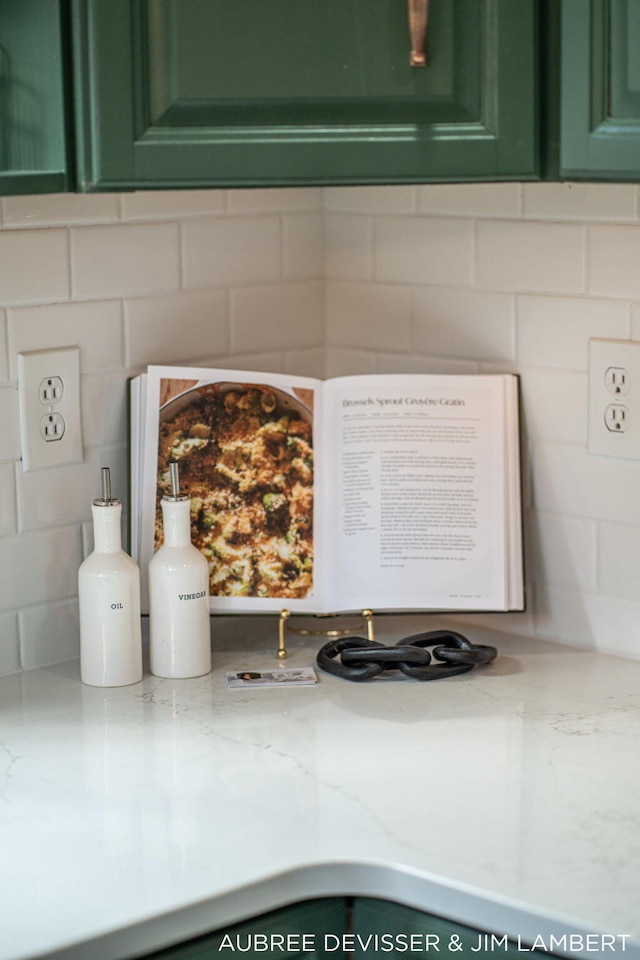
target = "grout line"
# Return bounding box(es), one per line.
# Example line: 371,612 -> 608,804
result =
66,226 -> 74,301
470,218 -> 478,288
582,223 -> 589,296
177,220 -> 185,291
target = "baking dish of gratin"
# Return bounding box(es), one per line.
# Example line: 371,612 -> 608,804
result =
157,381 -> 314,600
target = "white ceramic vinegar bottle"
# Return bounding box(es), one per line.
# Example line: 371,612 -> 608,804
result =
78,467 -> 143,687
149,460 -> 211,678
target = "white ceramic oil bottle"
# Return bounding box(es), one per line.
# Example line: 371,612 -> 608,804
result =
79,467 -> 143,687
149,460 -> 211,678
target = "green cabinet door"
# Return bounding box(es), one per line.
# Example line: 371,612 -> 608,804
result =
71,0 -> 539,190
351,898 -> 562,959
0,0 -> 71,195
561,0 -> 640,179
141,899 -> 346,960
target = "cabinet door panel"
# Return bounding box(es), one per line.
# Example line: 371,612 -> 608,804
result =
147,0 -> 472,124
352,899 -> 544,959
0,0 -> 70,195
72,0 -> 538,189
561,0 -> 640,179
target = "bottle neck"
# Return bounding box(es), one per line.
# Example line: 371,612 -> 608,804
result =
161,497 -> 192,547
92,502 -> 123,553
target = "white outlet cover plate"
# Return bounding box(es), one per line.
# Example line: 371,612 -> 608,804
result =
18,347 -> 84,471
588,338 -> 640,460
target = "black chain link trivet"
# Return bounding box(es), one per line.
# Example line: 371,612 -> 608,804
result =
316,630 -> 497,682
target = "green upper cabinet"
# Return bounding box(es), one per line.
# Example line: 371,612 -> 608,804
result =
560,0 -> 640,179
0,0 -> 71,195
70,0 -> 539,190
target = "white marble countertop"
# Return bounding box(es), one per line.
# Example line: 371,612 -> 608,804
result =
1,615 -> 639,960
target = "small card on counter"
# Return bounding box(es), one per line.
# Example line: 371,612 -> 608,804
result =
225,668 -> 317,689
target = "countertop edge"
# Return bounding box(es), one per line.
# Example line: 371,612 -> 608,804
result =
36,860 -> 640,960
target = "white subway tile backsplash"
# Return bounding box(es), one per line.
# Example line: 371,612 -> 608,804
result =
518,367 -> 587,444
534,582 -> 640,659
324,214 -> 374,280
588,224 -> 640,299
326,282 -> 412,351
412,287 -> 515,361
375,217 -> 473,287
324,186 -> 417,214
121,190 -> 225,220
282,348 -> 326,379
529,511 -> 597,591
0,611 -> 20,676
0,526 -> 82,611
374,353 -> 479,375
0,229 -> 69,305
71,223 -> 181,299
597,521 -> 640,601
477,220 -> 585,293
3,193 -> 120,227
81,373 -> 131,449
631,302 -> 640,340
283,214 -> 324,280
19,599 -> 80,670
0,310 -> 8,382
0,388 -> 20,460
210,352 -> 285,373
579,593 -> 640,659
227,188 -> 322,213
325,347 -> 378,377
182,216 -> 281,288
532,581 -> 597,649
230,281 -> 323,354
8,300 -> 124,377
0,463 -> 17,537
125,289 -> 229,367
17,446 -> 127,533
418,183 -> 521,218
531,440 -> 640,526
5,184 -> 640,666
516,295 -> 630,370
523,183 -> 638,221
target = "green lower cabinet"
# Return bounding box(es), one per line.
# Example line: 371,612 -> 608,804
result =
143,899 -> 347,960
71,0 -> 538,190
560,0 -> 640,179
139,897 -> 568,960
351,899 -> 559,959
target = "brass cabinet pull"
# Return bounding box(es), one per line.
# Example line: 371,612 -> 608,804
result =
408,0 -> 429,66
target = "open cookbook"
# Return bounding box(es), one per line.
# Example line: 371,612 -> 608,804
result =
130,366 -> 524,615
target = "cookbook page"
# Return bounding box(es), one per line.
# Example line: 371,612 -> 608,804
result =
322,374 -> 518,613
138,366 -> 327,614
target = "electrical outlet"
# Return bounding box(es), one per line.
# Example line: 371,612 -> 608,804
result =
604,403 -> 629,433
39,376 -> 64,404
588,339 -> 640,460
18,348 -> 84,471
604,366 -> 629,396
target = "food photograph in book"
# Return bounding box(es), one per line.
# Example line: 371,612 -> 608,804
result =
156,378 -> 315,600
